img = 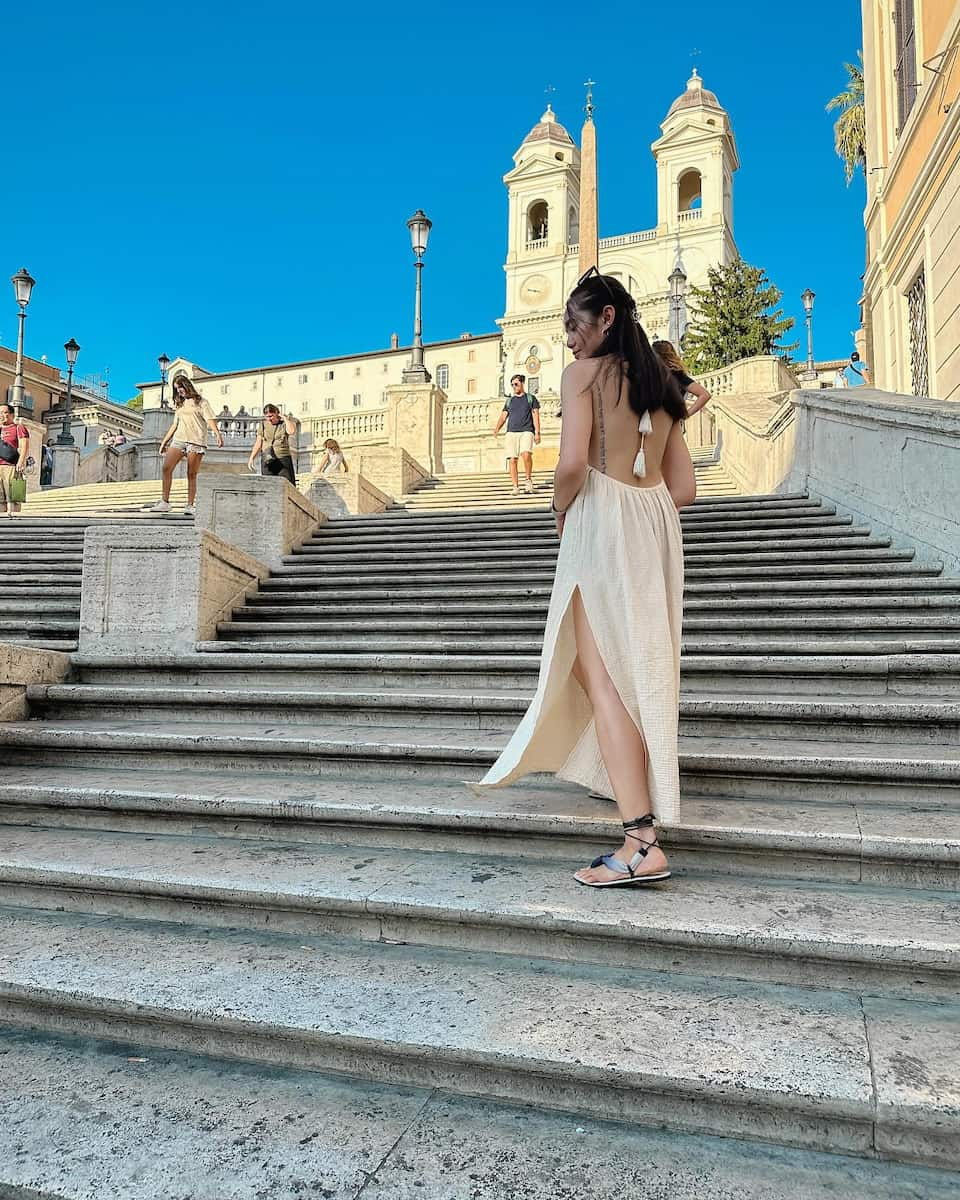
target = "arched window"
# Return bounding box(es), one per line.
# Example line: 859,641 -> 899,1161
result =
436,363 -> 450,389
567,205 -> 579,245
678,170 -> 702,211
527,200 -> 549,242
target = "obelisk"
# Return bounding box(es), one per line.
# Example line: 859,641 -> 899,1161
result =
578,79 -> 599,276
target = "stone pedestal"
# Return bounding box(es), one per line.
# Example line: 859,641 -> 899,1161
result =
79,526 -> 268,656
385,382 -> 446,475
302,471 -> 391,517
50,444 -> 80,489
193,473 -> 323,572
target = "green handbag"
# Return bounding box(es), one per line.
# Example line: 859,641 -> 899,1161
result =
8,472 -> 27,504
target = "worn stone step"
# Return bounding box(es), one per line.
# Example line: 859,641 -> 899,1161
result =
220,612 -> 960,637
3,721 -> 960,806
1,768 -> 955,890
0,825 -> 957,1001
4,1028 -> 955,1200
207,632 -> 960,655
0,906 -> 955,1165
27,685 -> 960,748
280,542 -> 904,570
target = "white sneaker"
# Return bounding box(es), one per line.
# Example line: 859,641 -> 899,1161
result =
182,505 -> 195,517
511,486 -> 521,496
148,500 -> 171,514
524,480 -> 534,494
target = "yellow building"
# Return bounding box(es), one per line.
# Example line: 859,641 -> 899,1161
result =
862,0 -> 960,399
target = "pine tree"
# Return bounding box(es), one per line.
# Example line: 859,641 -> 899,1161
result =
682,258 -> 798,373
826,54 -> 867,185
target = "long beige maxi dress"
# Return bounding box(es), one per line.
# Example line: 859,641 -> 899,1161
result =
473,397 -> 685,824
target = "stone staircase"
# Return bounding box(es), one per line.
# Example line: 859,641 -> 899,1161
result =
0,486 -> 191,652
395,461 -> 738,510
0,488 -> 959,1195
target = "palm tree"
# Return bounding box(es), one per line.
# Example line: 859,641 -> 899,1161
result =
826,53 -> 867,184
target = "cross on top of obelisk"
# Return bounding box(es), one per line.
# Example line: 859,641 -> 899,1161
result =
584,79 -> 596,120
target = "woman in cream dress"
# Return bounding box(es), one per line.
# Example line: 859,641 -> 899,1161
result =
474,270 -> 695,887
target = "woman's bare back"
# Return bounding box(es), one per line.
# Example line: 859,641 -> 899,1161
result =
587,356 -> 675,488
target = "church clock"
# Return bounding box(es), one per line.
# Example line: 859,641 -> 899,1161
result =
519,274 -> 551,306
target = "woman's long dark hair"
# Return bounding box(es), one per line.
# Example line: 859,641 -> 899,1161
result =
566,274 -> 686,422
171,372 -> 202,408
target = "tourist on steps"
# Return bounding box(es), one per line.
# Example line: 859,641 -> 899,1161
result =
150,374 -> 224,516
0,404 -> 29,517
493,373 -> 541,495
317,439 -> 348,474
248,404 -> 298,485
471,270 -> 694,888
652,341 -> 712,418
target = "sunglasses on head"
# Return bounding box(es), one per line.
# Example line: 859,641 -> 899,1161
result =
576,264 -> 617,304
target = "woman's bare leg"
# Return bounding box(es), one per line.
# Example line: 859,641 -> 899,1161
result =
161,447 -> 185,501
185,451 -> 203,504
570,589 -> 668,883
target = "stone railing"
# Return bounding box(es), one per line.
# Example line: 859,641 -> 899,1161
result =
677,210 -> 703,224
525,238 -> 548,251
219,416 -> 261,442
711,392 -> 796,495
310,409 -> 387,446
76,443 -> 138,486
443,399 -> 502,430
787,388 -> 960,573
600,229 -> 657,247
699,356 -> 799,398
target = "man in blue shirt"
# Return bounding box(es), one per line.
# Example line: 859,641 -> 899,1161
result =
493,374 -> 541,495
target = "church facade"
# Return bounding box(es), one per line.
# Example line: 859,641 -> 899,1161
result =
139,73 -> 740,475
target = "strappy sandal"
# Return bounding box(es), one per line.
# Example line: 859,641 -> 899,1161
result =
575,814 -> 671,888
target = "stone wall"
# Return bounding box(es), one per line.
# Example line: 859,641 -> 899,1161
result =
787,388 -> 960,573
302,472 -> 392,517
0,644 -> 71,722
194,474 -> 323,572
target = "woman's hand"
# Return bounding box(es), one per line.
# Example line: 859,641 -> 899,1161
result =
215,433 -> 225,448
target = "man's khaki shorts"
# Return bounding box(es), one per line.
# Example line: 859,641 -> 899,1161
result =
505,431 -> 534,460
0,464 -> 19,505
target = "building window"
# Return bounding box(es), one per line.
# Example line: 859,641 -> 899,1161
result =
324,397 -> 335,411
298,373 -> 308,384
251,380 -> 259,391
220,384 -> 230,395
907,270 -> 929,397
528,377 -> 540,396
301,400 -> 309,413
527,199 -> 549,242
467,349 -> 476,363
354,366 -> 362,376
466,378 -> 477,394
353,393 -> 362,406
894,0 -> 918,132
275,377 -> 283,387
436,363 -> 450,389
381,391 -> 388,403
324,370 -> 335,381
382,362 -> 389,373
678,169 -> 702,211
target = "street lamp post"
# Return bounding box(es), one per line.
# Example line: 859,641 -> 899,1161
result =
58,338 -> 81,445
801,288 -> 816,379
9,268 -> 36,416
158,353 -> 171,408
401,210 -> 432,384
668,258 -> 688,349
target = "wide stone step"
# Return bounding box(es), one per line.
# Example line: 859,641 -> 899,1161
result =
286,537 -> 892,564
68,648 -> 960,697
208,632 -> 960,656
3,721 -> 960,805
1,768 -> 955,890
220,612 -> 960,637
0,825 -> 957,1001
27,685 -> 960,747
0,905 -> 955,1165
237,592 -> 960,617
4,1027 -> 954,1200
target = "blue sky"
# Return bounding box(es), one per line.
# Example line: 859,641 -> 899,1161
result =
3,1 -> 865,399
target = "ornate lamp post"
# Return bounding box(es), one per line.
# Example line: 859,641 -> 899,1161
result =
401,210 -> 432,384
57,338 -> 81,445
158,352 -> 171,408
668,249 -> 688,349
9,268 -> 36,415
801,288 -> 816,379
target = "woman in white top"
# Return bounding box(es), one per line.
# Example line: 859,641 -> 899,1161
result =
152,374 -> 224,516
318,438 -> 348,474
